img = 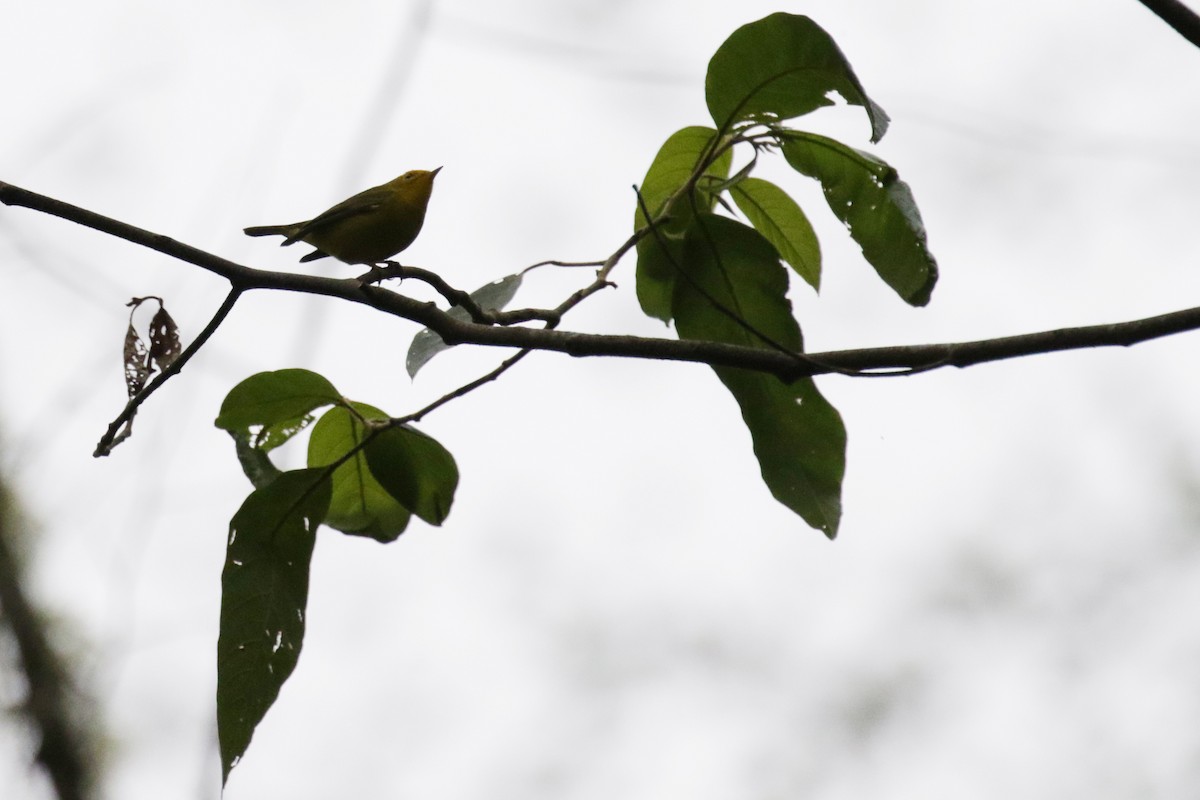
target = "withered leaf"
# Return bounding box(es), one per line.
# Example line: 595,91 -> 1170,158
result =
124,323 -> 150,398
148,305 -> 181,372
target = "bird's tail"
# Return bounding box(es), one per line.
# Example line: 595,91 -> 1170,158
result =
243,224 -> 297,241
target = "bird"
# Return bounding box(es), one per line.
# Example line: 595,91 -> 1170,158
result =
244,168 -> 440,265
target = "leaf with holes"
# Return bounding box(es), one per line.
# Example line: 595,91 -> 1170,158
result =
782,132 -> 937,306
217,468 -> 331,784
706,13 -> 889,141
147,304 -> 181,372
216,369 -> 342,454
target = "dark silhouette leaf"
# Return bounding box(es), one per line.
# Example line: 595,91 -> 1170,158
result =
217,468 -> 330,784
672,214 -> 845,536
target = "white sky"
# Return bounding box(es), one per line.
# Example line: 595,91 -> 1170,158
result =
4,1 -> 1200,798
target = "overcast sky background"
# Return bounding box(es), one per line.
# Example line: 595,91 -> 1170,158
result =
4,1 -> 1200,798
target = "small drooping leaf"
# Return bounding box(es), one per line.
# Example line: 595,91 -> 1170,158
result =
730,177 -> 821,290
117,297 -> 180,444
217,468 -> 331,784
407,273 -> 524,377
123,295 -> 181,398
307,403 -> 410,542
634,125 -> 733,321
781,132 -> 937,306
671,214 -> 845,537
147,304 -> 181,372
364,425 -> 459,526
123,323 -> 150,398
706,13 -> 889,142
215,369 -> 342,446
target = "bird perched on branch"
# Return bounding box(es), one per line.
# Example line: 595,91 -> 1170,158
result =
244,168 -> 440,265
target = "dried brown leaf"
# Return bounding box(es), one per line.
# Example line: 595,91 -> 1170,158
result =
123,323 -> 150,398
148,305 -> 181,372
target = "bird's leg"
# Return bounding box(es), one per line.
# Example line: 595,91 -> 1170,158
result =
381,260 -> 408,286
358,262 -> 391,286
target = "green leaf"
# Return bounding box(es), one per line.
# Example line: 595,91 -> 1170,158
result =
217,468 -> 331,784
634,126 -> 730,228
706,13 -> 889,142
406,273 -> 524,378
636,232 -> 686,324
730,177 -> 821,290
672,214 -> 845,537
307,403 -> 411,542
215,369 -> 342,449
781,132 -> 937,306
364,426 -> 459,526
634,126 -> 733,321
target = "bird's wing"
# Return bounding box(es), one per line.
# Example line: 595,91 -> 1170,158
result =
283,186 -> 390,245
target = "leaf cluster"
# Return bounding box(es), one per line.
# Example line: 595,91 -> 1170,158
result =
212,369 -> 457,781
633,12 -> 937,535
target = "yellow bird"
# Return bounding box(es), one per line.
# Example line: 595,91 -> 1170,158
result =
244,168 -> 440,265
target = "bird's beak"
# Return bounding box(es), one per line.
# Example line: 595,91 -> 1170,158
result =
430,166 -> 443,178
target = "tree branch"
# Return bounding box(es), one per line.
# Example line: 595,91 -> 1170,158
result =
391,303 -> 1200,379
1137,0 -> 1200,49
5,179 -> 1200,394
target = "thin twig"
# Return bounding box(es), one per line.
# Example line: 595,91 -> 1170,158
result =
398,349 -> 533,426
526,259 -> 606,271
